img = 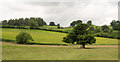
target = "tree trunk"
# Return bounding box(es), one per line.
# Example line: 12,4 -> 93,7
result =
81,44 -> 85,48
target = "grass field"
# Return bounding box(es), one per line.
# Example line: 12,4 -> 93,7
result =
2,42 -> 118,60
2,28 -> 118,45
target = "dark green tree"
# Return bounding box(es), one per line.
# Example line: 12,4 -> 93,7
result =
49,22 -> 56,26
57,24 -> 60,29
16,31 -> 34,44
63,23 -> 96,48
6,17 -> 47,27
102,25 -> 109,32
110,20 -> 120,30
87,20 -> 92,25
29,20 -> 39,29
8,19 -> 15,26
95,26 -> 101,33
110,20 -> 116,26
89,26 -> 94,31
70,21 -> 76,27
2,20 -> 8,26
76,20 -> 82,25
70,20 -> 82,27
77,34 -> 96,48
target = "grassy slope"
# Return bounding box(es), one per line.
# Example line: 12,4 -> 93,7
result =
2,43 -> 118,60
2,28 -> 118,45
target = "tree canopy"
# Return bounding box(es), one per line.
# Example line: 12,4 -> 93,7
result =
2,17 -> 47,27
16,31 -> 34,44
49,22 -> 56,26
63,23 -> 96,48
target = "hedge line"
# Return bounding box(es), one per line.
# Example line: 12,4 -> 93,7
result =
1,26 -> 68,33
95,33 -> 120,39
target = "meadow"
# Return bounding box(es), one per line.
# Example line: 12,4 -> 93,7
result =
2,28 -> 118,45
2,42 -> 118,60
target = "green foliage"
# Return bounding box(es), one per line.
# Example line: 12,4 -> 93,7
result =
29,20 -> 39,29
2,17 -> 47,27
49,22 -> 56,26
2,20 -> 8,26
70,20 -> 82,27
94,26 -> 101,33
89,26 -> 94,31
70,21 -> 76,27
77,34 -> 96,45
16,31 -> 33,44
63,23 -> 96,48
87,20 -> 92,25
75,20 -> 82,25
102,25 -> 109,32
110,20 -> 120,30
57,24 -> 60,29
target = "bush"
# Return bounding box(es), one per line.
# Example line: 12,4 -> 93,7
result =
16,31 -> 34,44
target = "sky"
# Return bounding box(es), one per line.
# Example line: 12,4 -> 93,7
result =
0,0 -> 119,27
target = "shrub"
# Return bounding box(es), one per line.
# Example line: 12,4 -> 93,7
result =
16,31 -> 34,44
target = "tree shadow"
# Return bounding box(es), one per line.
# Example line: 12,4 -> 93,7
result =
26,42 -> 68,46
2,38 -> 15,42
74,47 -> 97,49
2,38 -> 68,46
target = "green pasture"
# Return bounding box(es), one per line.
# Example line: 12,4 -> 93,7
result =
2,43 -> 118,60
2,28 -> 118,45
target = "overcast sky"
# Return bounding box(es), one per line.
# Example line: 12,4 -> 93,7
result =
0,0 -> 119,27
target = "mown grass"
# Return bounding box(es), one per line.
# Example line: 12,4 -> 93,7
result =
2,28 -> 118,45
2,43 -> 118,60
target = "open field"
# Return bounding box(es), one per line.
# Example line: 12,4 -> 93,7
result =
2,42 -> 118,60
2,28 -> 118,45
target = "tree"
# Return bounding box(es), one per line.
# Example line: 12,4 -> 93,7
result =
8,19 -> 15,26
70,21 -> 76,27
29,20 -> 39,29
70,20 -> 82,27
5,17 -> 47,27
76,20 -> 82,25
63,23 -> 96,48
110,20 -> 120,30
2,20 -> 8,26
89,26 -> 94,31
102,25 -> 109,32
77,34 -> 96,48
49,22 -> 56,26
87,20 -> 92,25
16,31 -> 34,44
57,24 -> 60,29
95,26 -> 101,33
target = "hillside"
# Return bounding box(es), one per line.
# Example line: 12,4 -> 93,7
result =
2,28 -> 118,45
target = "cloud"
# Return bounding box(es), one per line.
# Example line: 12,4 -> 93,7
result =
0,0 -> 119,26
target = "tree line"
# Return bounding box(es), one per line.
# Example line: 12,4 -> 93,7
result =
1,17 -> 61,29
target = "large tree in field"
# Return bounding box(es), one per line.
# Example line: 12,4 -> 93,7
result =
63,23 -> 96,48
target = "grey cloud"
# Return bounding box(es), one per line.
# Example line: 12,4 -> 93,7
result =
0,0 -> 119,26
26,2 -> 60,7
